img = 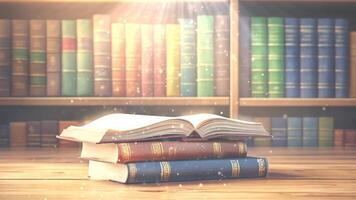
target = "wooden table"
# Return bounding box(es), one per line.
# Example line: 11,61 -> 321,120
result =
1,147 -> 356,200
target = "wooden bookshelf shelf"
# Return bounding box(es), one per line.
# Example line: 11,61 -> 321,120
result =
0,0 -> 228,3
0,97 -> 229,106
239,98 -> 356,107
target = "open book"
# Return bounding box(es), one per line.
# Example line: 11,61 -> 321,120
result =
58,113 -> 269,144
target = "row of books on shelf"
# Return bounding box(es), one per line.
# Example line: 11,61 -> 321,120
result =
0,14 -> 230,98
239,16 -> 356,98
0,120 -> 79,148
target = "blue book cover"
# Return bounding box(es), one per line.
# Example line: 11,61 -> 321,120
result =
302,117 -> 318,147
318,18 -> 335,98
239,16 -> 251,97
179,18 -> 197,97
126,157 -> 268,183
285,18 -> 300,98
300,18 -> 317,98
334,19 -> 349,98
287,117 -> 302,147
0,123 -> 9,147
271,117 -> 287,147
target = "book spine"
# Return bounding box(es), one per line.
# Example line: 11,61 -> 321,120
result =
251,17 -> 267,98
287,117 -> 302,147
285,18 -> 300,98
344,130 -> 356,147
126,157 -> 268,183
214,15 -> 229,96
93,15 -> 111,96
271,117 -> 287,147
117,141 -> 247,163
302,117 -> 318,147
300,18 -> 317,98
239,16 -> 251,97
197,15 -> 214,97
141,24 -> 154,97
179,18 -> 197,97
0,20 -> 11,96
253,117 -> 271,147
61,20 -> 77,96
350,32 -> 356,98
41,120 -> 58,148
334,19 -> 349,98
11,20 -> 29,97
29,20 -> 46,96
46,20 -> 61,96
10,122 -> 27,147
268,17 -> 284,98
318,18 -> 335,98
166,24 -> 180,97
58,121 -> 80,148
0,124 -> 10,147
77,19 -> 93,96
318,117 -> 334,147
334,129 -> 345,147
153,24 -> 166,97
125,23 -> 141,97
27,121 -> 41,147
111,23 -> 125,97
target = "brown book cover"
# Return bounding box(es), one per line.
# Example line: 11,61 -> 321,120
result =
27,121 -> 41,147
111,23 -> 125,96
46,20 -> 61,96
350,32 -> 356,97
253,117 -> 271,147
153,24 -> 166,97
58,121 -> 80,148
141,24 -> 154,97
10,122 -> 27,147
82,141 -> 247,163
214,15 -> 230,96
334,129 -> 345,147
344,129 -> 356,147
0,19 -> 11,97
41,120 -> 58,148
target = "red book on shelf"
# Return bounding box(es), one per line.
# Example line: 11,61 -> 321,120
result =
334,129 -> 345,147
153,24 -> 166,97
141,24 -> 154,97
345,130 -> 356,147
58,121 -> 81,148
111,23 -> 125,97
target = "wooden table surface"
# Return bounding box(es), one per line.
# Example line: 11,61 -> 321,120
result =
1,147 -> 356,200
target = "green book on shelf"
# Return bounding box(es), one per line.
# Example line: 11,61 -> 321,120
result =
197,15 -> 214,97
61,20 -> 77,96
77,19 -> 93,96
318,117 -> 334,147
251,17 -> 268,98
268,17 -> 284,97
166,24 -> 180,97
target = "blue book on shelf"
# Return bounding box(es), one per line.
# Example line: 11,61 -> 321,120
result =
271,117 -> 287,147
287,117 -> 302,147
300,18 -> 317,98
0,123 -> 9,147
302,117 -> 318,147
239,16 -> 251,97
285,18 -> 300,98
318,18 -> 335,98
334,19 -> 349,98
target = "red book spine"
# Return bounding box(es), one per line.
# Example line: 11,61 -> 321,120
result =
345,130 -> 356,147
117,141 -> 247,163
111,23 -> 125,97
58,121 -> 81,148
153,24 -> 166,97
62,38 -> 76,51
334,129 -> 345,147
141,24 -> 154,97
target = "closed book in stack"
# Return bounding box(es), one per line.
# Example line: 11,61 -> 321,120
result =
197,15 -> 214,97
267,17 -> 284,98
302,117 -> 318,147
153,24 -> 166,97
0,124 -> 9,147
141,24 -> 154,97
166,24 -> 180,97
27,121 -> 41,147
287,117 -> 302,147
93,15 -> 111,96
10,122 -> 27,147
61,20 -> 77,96
179,18 -> 196,97
271,117 -> 287,147
11,20 -> 29,97
111,23 -> 125,96
41,120 -> 58,148
77,19 -> 93,96
46,20 -> 61,96
318,117 -> 334,147
239,16 -> 251,97
214,15 -> 229,96
251,17 -> 267,98
0,19 -> 11,96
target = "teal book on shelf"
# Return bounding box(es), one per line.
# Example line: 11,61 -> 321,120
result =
287,117 -> 302,147
302,117 -> 318,147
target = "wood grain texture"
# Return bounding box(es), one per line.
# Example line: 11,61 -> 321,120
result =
1,147 -> 356,199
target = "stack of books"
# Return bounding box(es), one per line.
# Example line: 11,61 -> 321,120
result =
59,113 -> 270,184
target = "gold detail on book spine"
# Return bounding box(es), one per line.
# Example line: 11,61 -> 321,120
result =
238,142 -> 247,156
128,164 -> 137,183
257,158 -> 266,177
160,161 -> 171,181
213,142 -> 223,156
230,160 -> 240,177
120,143 -> 131,161
168,146 -> 176,158
151,142 -> 163,158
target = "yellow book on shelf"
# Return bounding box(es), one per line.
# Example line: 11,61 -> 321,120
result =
166,24 -> 180,97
